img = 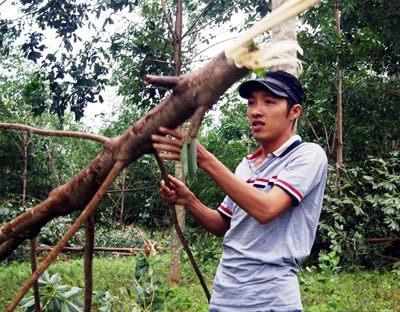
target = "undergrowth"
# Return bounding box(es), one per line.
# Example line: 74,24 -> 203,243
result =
0,252 -> 399,311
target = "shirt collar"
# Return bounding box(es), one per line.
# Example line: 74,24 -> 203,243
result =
247,135 -> 302,160
272,135 -> 302,157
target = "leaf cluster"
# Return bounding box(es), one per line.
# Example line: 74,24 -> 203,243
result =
318,151 -> 400,269
299,0 -> 400,162
19,270 -> 83,312
93,253 -> 169,311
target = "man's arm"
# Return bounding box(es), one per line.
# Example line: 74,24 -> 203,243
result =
197,143 -> 294,224
152,127 -> 294,225
160,175 -> 230,237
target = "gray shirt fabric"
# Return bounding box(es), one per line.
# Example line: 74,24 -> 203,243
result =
210,136 -> 328,312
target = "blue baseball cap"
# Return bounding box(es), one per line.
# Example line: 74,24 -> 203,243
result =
238,70 -> 305,105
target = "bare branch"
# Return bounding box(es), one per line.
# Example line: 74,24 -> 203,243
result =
154,151 -> 210,301
6,161 -> 125,311
26,246 -> 146,254
183,0 -> 214,38
0,52 -> 249,261
305,115 -> 319,141
188,106 -> 208,141
106,185 -> 157,193
184,0 -> 240,39
142,74 -> 181,89
160,0 -> 174,36
29,238 -> 41,312
84,213 -> 95,312
0,123 -> 108,144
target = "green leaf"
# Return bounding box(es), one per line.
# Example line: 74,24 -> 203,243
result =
49,272 -> 62,284
57,285 -> 69,292
39,270 -> 50,284
53,298 -> 61,310
18,297 -> 35,308
180,139 -> 197,183
180,141 -> 189,180
187,139 -> 198,183
61,301 -> 69,312
63,286 -> 83,299
132,279 -> 144,297
65,301 -> 83,312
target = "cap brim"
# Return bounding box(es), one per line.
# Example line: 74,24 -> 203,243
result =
238,79 -> 289,99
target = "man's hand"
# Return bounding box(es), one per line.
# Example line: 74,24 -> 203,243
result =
152,126 -> 210,169
152,127 -> 184,162
152,127 -> 195,205
159,174 -> 194,206
153,126 -> 230,236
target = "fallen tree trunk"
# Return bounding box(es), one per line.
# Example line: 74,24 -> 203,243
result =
26,246 -> 147,255
0,52 -> 249,261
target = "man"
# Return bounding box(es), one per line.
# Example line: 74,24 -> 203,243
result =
152,70 -> 328,312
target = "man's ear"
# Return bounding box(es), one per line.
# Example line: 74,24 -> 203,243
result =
290,104 -> 302,120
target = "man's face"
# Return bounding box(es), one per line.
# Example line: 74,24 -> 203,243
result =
246,88 -> 294,145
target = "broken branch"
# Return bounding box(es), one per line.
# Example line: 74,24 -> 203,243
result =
0,123 -> 108,144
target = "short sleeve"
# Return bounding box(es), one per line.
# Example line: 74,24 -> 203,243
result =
272,143 -> 328,204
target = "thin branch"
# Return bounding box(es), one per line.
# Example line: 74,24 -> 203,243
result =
0,123 -> 108,144
27,246 -> 146,254
29,238 -> 42,312
154,151 -> 211,302
305,115 -> 319,141
183,0 -> 214,38
186,35 -> 240,65
160,0 -> 174,36
106,186 -> 157,193
188,106 -> 208,141
6,161 -> 125,312
47,143 -> 64,185
84,213 -> 95,312
184,0 -> 241,39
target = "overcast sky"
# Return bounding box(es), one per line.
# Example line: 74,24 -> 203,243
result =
0,1 -> 245,131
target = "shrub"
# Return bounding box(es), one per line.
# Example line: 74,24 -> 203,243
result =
19,270 -> 83,311
318,151 -> 400,269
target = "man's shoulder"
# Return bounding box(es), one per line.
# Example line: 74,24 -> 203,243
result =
296,141 -> 327,158
286,142 -> 328,172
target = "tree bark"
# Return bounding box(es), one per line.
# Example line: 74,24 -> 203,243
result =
334,1 -> 343,191
22,112 -> 28,206
84,213 -> 95,312
169,0 -> 185,285
0,52 -> 249,261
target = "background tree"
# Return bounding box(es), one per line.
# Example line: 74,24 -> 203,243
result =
297,0 -> 400,266
298,0 -> 400,162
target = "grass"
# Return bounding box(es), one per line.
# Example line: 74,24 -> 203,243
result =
299,267 -> 400,312
0,253 -> 399,311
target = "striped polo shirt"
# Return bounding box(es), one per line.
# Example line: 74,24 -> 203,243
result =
210,135 -> 328,312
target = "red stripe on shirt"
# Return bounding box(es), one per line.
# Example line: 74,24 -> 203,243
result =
218,205 -> 232,218
274,179 -> 302,202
